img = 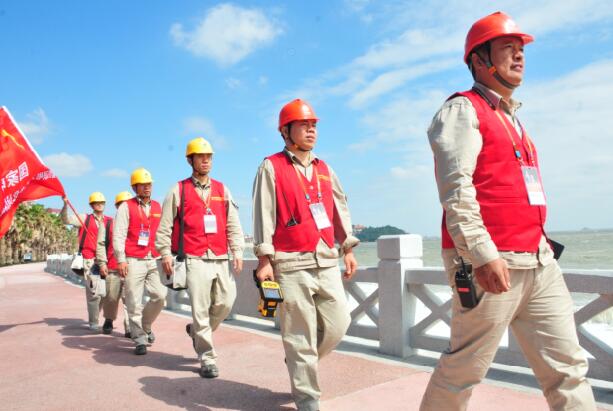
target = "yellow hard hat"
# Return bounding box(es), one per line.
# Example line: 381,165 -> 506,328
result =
88,192 -> 106,204
130,167 -> 153,185
114,191 -> 133,205
186,137 -> 214,156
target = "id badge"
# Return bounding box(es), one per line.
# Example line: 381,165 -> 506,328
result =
138,230 -> 150,246
204,214 -> 218,234
309,202 -> 331,230
521,166 -> 546,205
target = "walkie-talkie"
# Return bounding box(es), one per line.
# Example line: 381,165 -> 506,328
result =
455,258 -> 478,308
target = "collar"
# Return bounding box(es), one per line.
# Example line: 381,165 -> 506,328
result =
190,175 -> 211,189
136,197 -> 151,206
473,82 -> 522,115
283,148 -> 319,167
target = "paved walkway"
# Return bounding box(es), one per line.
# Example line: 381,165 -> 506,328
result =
0,263 -> 609,410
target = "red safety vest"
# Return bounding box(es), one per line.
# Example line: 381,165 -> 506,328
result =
441,89 -> 547,252
171,178 -> 228,256
105,220 -> 118,270
125,198 -> 161,258
268,152 -> 335,252
78,214 -> 111,259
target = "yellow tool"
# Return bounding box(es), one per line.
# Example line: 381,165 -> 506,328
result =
253,270 -> 284,318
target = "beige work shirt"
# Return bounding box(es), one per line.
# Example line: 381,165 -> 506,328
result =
61,204 -> 105,228
429,82 -> 554,271
155,176 -> 245,260
95,221 -> 111,267
252,149 -> 360,273
112,197 -> 154,263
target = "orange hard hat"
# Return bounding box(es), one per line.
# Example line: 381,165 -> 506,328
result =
464,12 -> 534,63
278,99 -> 318,131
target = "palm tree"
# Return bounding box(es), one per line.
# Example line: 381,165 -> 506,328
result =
0,203 -> 76,266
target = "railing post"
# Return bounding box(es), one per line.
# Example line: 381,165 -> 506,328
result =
377,234 -> 423,358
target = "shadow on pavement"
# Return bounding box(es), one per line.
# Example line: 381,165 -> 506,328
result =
0,320 -> 44,333
44,317 -> 196,372
139,376 -> 294,411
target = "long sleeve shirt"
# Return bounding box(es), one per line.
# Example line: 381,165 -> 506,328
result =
155,176 -> 245,260
428,82 -> 553,271
252,149 -> 360,273
95,221 -> 109,266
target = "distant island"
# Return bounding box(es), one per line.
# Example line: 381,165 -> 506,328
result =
353,225 -> 406,242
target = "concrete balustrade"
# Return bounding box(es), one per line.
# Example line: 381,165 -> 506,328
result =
46,234 -> 613,381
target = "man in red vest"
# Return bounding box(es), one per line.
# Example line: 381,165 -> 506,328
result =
95,191 -> 133,337
156,137 -> 244,378
61,192 -> 112,332
113,168 -> 167,355
253,99 -> 359,411
420,12 -> 595,410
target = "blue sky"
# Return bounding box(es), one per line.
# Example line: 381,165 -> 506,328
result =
3,0 -> 613,236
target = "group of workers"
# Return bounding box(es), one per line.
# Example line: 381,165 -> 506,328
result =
58,11 -> 597,411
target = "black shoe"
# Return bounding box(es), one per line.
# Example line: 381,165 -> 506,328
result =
199,364 -> 219,379
147,332 -> 155,344
124,332 -> 131,339
102,319 -> 113,335
134,344 -> 147,355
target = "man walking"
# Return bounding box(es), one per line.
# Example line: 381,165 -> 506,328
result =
156,137 -> 244,378
113,168 -> 167,355
61,192 -> 111,331
95,191 -> 133,337
420,12 -> 596,411
253,99 -> 359,411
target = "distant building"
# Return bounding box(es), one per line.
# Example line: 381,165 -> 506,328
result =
353,224 -> 366,233
46,208 -> 62,216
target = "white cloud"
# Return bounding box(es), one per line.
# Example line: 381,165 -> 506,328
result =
101,168 -> 128,178
17,108 -> 51,145
284,0 -> 613,109
42,153 -> 93,177
170,3 -> 283,66
183,116 -> 228,149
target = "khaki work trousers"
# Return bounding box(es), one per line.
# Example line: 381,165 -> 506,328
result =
102,272 -> 131,334
420,261 -> 596,411
185,258 -> 236,366
124,257 -> 168,345
277,265 -> 351,411
83,258 -> 102,326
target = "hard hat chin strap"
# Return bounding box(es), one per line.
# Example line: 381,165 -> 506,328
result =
284,125 -> 312,152
477,52 -> 519,90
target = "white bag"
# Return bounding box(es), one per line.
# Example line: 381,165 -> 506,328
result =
157,256 -> 187,290
92,277 -> 107,298
71,253 -> 84,276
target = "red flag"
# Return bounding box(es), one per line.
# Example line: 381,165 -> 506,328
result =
0,106 -> 66,238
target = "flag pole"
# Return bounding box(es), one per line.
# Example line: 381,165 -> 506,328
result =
65,198 -> 91,236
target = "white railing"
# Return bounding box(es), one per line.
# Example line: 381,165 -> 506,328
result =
45,235 -> 613,381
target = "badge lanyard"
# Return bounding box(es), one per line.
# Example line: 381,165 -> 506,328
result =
293,162 -> 331,230
494,110 -> 546,206
136,202 -> 151,246
292,163 -> 322,203
198,180 -> 217,234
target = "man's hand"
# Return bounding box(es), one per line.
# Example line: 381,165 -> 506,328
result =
118,262 -> 129,278
161,255 -> 174,276
99,264 -> 108,279
232,258 -> 243,275
255,256 -> 274,283
343,249 -> 358,280
474,258 -> 510,294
